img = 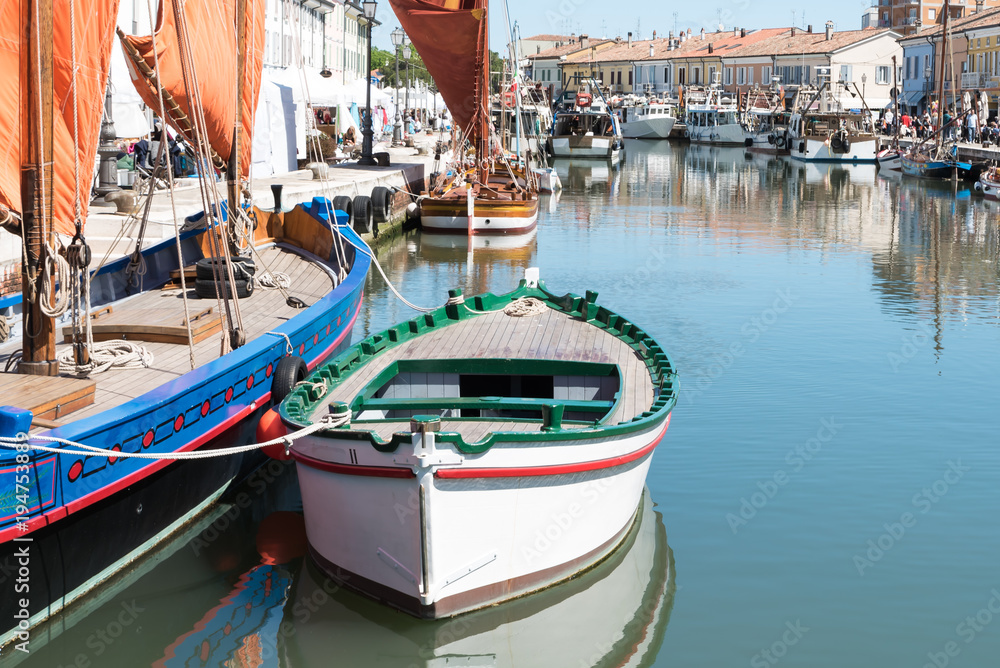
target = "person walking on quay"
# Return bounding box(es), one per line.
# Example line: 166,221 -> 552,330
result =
967,108 -> 979,143
943,106 -> 954,141
900,111 -> 911,137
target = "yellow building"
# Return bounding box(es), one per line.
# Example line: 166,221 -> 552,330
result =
558,39 -> 620,95
962,18 -> 1000,111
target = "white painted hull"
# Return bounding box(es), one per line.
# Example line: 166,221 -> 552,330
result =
291,415 -> 670,618
686,123 -> 745,146
789,136 -> 878,162
621,116 -> 675,139
977,174 -> 1000,199
549,136 -> 621,160
285,487 -> 673,667
421,210 -> 538,234
876,149 -> 901,171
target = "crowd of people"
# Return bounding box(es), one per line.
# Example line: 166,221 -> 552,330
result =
878,101 -> 1000,145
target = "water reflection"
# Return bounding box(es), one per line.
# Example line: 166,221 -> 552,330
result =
281,490 -> 674,668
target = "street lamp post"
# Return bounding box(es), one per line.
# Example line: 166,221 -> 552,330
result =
358,0 -> 378,166
391,27 -> 405,146
925,66 -> 932,115
403,44 -> 412,132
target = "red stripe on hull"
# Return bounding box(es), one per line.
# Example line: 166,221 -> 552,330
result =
436,415 -> 670,479
292,451 -> 416,478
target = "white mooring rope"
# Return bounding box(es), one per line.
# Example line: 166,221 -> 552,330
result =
57,340 -> 154,375
0,410 -> 349,461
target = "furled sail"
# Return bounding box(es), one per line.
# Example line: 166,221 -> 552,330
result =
121,0 -> 264,178
388,0 -> 487,135
0,0 -> 120,236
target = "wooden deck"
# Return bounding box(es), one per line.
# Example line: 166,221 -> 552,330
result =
0,246 -> 336,427
326,306 -> 655,433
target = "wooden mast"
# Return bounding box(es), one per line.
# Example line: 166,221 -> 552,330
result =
892,55 -> 900,151
936,0 -> 949,154
476,0 -> 490,186
20,0 -> 59,376
227,0 -> 248,230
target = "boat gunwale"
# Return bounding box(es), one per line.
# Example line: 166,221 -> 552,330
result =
279,281 -> 678,454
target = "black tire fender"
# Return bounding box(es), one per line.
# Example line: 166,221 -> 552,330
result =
271,355 -> 308,403
196,256 -> 256,281
332,196 -> 354,227
370,186 -> 392,224
194,277 -> 254,299
353,195 -> 373,234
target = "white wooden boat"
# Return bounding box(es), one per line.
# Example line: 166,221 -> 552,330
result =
876,148 -> 902,171
273,271 -> 677,618
685,83 -> 745,146
284,488 -> 674,666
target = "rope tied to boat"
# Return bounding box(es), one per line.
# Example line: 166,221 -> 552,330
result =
264,331 -> 293,356
57,340 -> 154,375
255,270 -> 291,291
503,297 -> 547,317
0,411 -> 349,461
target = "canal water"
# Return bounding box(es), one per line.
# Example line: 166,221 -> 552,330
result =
10,141 -> 1000,667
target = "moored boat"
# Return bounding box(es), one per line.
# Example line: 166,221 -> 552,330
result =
975,165 -> 1000,199
620,101 -> 676,139
274,272 -> 678,618
396,0 -> 539,235
548,80 -> 624,160
0,0 -> 370,648
685,82 -> 745,146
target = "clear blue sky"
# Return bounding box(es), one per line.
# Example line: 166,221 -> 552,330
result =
370,0 -> 873,52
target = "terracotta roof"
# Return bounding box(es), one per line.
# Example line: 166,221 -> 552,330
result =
528,39 -> 613,60
630,27 -> 791,61
900,7 -> 1000,41
579,38 -> 658,64
523,34 -> 576,42
727,28 -> 899,58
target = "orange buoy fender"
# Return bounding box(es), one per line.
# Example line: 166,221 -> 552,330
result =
257,408 -> 292,461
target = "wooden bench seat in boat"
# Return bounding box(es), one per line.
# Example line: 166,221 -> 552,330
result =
61,305 -> 221,345
0,374 -> 95,422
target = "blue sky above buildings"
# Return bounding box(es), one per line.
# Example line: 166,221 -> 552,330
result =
371,0 -> 870,52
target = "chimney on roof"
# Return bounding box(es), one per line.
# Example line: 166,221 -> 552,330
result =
628,31 -> 632,48
650,43 -> 655,57
653,30 -> 657,40
976,0 -> 984,12
741,28 -> 746,37
825,21 -> 834,40
709,43 -> 714,53
791,26 -> 796,37
734,27 -> 739,37
700,27 -> 705,40
580,33 -> 589,48
807,24 -> 812,33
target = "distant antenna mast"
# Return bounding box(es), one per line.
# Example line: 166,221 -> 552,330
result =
673,11 -> 678,35
717,8 -> 723,31
601,19 -> 608,39
635,18 -> 641,40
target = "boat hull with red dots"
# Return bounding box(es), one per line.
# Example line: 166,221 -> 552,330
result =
0,199 -> 370,649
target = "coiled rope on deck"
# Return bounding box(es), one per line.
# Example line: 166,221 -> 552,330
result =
57,340 -> 154,375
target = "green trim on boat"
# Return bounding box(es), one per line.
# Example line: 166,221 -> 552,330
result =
278,280 -> 679,454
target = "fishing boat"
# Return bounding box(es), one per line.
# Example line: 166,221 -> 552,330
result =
742,86 -> 790,154
548,79 -> 624,160
271,271 -> 677,618
786,78 -> 878,163
399,0 -> 539,235
685,78 -> 745,146
620,100 -> 677,139
0,0 -> 369,648
876,58 -> 902,171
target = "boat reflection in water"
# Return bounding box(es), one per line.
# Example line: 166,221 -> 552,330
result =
417,226 -> 539,256
282,489 -> 674,667
552,158 -> 622,198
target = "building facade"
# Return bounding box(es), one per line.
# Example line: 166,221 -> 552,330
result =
871,0 -> 1000,36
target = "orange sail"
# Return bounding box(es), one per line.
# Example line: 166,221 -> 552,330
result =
388,0 -> 487,135
0,0 -> 119,236
122,0 -> 264,178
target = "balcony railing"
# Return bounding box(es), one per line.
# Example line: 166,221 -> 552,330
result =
962,72 -> 987,88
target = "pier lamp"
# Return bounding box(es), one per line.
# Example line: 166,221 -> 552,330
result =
358,0 -> 379,166
403,42 -> 412,124
391,27 -> 406,145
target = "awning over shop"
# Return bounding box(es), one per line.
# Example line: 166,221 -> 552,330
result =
899,91 -> 926,108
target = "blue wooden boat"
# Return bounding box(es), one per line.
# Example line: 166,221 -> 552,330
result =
0,201 -> 370,647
